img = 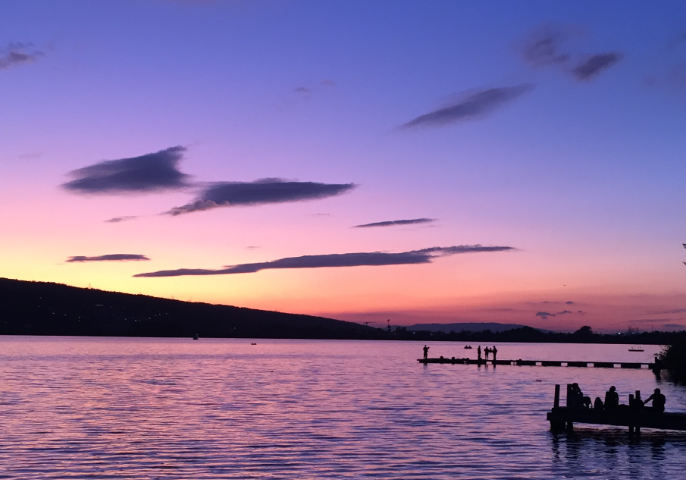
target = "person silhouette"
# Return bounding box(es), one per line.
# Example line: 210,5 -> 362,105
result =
484,347 -> 490,360
492,346 -> 498,363
423,345 -> 429,360
645,388 -> 666,413
604,386 -> 619,410
477,346 -> 482,361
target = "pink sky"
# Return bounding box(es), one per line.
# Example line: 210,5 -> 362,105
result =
2,1 -> 686,333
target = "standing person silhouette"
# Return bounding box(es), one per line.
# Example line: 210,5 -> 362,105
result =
484,347 -> 490,360
477,346 -> 482,362
423,345 -> 429,360
492,346 -> 498,364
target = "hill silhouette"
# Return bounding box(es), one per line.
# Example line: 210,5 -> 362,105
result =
0,277 -> 379,339
406,322 -> 534,333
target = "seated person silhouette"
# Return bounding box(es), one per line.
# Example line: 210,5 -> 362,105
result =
645,388 -> 666,413
594,397 -> 604,410
604,386 -> 619,410
569,383 -> 589,408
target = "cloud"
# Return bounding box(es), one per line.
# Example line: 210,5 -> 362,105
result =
63,146 -> 190,194
320,79 -> 336,87
565,301 -> 574,304
166,178 -> 356,216
134,244 -> 514,277
519,26 -> 622,81
571,53 -> 623,81
664,324 -> 686,329
18,152 -> 42,159
354,218 -> 435,228
67,254 -> 150,263
295,86 -> 312,95
104,216 -> 137,223
400,85 -> 533,129
536,311 -> 556,319
0,43 -> 44,70
521,27 -> 571,67
656,308 -> 686,314
557,310 -> 573,315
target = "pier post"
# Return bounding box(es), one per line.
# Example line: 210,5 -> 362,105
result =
554,384 -> 560,409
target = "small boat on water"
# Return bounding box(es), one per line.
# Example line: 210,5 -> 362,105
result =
464,345 -> 472,349
193,334 -> 199,340
628,346 -> 644,352
251,342 -> 257,345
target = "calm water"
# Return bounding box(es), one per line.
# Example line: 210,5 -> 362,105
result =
0,337 -> 684,479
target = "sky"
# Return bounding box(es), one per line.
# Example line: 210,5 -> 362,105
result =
2,0 -> 686,333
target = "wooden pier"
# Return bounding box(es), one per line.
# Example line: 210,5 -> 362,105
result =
547,384 -> 686,434
418,357 -> 656,370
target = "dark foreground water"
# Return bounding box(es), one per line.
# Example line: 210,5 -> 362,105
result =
0,337 -> 683,479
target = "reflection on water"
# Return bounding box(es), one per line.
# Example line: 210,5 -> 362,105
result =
0,337 -> 683,479
550,429 -> 686,479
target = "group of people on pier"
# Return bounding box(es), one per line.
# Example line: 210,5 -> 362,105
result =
570,383 -> 666,413
421,344 -> 499,362
477,345 -> 497,362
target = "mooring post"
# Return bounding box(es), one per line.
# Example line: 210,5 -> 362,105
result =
554,384 -> 560,409
566,384 -> 572,408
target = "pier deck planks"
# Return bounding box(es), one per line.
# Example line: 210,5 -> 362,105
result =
417,358 -> 653,369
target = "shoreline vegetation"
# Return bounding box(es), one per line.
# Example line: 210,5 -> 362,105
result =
658,341 -> 686,383
1,277 -> 685,345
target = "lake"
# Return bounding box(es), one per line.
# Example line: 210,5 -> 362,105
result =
0,336 -> 683,479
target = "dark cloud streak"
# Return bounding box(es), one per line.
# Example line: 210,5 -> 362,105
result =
67,254 -> 150,263
167,179 -> 356,216
354,218 -> 435,228
572,53 -> 623,81
135,244 -> 514,277
0,43 -> 44,70
63,146 -> 190,194
104,216 -> 137,223
400,85 -> 533,129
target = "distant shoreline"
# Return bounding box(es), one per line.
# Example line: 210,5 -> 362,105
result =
1,277 -> 684,345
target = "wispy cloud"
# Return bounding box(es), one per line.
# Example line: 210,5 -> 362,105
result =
63,146 -> 190,194
166,178 -> 355,216
536,311 -> 555,319
565,301 -> 574,304
557,310 -> 573,315
354,218 -> 435,228
521,27 -> 571,67
0,43 -> 44,70
520,26 -> 622,81
572,53 -> 623,81
104,216 -> 137,223
400,84 -> 533,129
67,254 -> 150,263
656,308 -> 686,314
135,244 -> 514,277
